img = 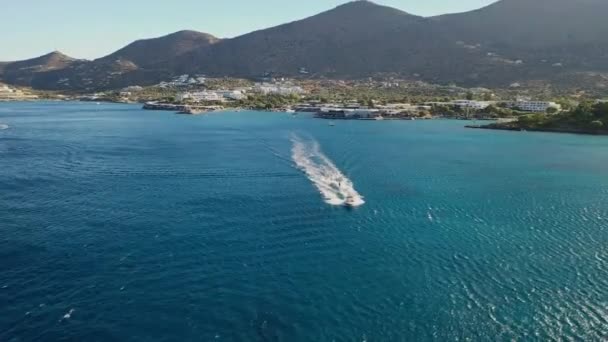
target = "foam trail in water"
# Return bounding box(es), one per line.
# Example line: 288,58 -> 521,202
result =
0,124 -> 8,130
291,134 -> 364,207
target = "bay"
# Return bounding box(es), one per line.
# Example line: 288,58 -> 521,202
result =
2,102 -> 608,341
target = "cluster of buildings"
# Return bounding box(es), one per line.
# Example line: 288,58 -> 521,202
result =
296,96 -> 566,121
427,99 -> 562,113
158,75 -> 206,88
0,84 -> 38,101
176,90 -> 247,103
253,83 -> 305,96
173,81 -> 306,103
296,102 -> 432,120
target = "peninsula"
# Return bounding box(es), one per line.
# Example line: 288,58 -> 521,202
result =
468,101 -> 608,135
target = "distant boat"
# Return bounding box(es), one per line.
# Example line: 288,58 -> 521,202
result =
375,116 -> 385,121
285,109 -> 296,114
329,121 -> 335,126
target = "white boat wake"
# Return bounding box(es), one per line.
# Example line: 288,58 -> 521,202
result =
0,124 -> 8,130
291,134 -> 364,207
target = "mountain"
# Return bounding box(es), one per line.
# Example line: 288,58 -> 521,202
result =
429,0 -> 608,84
0,30 -> 220,91
174,0 -> 431,77
96,30 -> 220,68
433,0 -> 608,48
2,0 -> 608,90
0,51 -> 78,86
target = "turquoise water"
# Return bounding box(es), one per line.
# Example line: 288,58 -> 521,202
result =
2,102 -> 608,341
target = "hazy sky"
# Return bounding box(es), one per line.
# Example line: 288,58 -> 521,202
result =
0,0 -> 497,61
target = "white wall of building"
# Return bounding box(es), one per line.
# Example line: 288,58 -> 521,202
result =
254,83 -> 304,95
507,101 -> 561,113
452,100 -> 491,110
177,90 -> 248,102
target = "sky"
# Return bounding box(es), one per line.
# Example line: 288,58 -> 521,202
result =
0,0 -> 497,61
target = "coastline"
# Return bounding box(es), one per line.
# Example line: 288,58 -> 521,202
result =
466,124 -> 608,136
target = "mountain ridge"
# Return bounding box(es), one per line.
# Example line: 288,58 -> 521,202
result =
1,0 -> 608,90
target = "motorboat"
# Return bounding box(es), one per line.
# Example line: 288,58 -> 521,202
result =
344,195 -> 357,207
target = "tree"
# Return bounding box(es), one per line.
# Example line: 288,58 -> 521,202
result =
465,92 -> 474,100
592,102 -> 608,118
546,107 -> 559,115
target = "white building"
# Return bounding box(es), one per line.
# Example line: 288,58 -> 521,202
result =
378,103 -> 432,112
506,101 -> 561,113
254,83 -> 304,96
177,91 -> 223,103
215,90 -> 246,100
177,90 -> 247,102
451,100 -> 491,110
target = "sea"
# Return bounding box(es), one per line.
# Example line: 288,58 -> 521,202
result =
2,102 -> 608,341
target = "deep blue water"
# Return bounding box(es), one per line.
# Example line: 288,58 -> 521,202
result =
2,102 -> 608,341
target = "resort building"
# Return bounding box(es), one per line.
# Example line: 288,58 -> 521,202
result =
506,101 -> 561,113
377,103 -> 432,112
177,91 -> 223,103
451,100 -> 492,110
215,90 -> 247,101
177,90 -> 247,103
253,83 -> 305,95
